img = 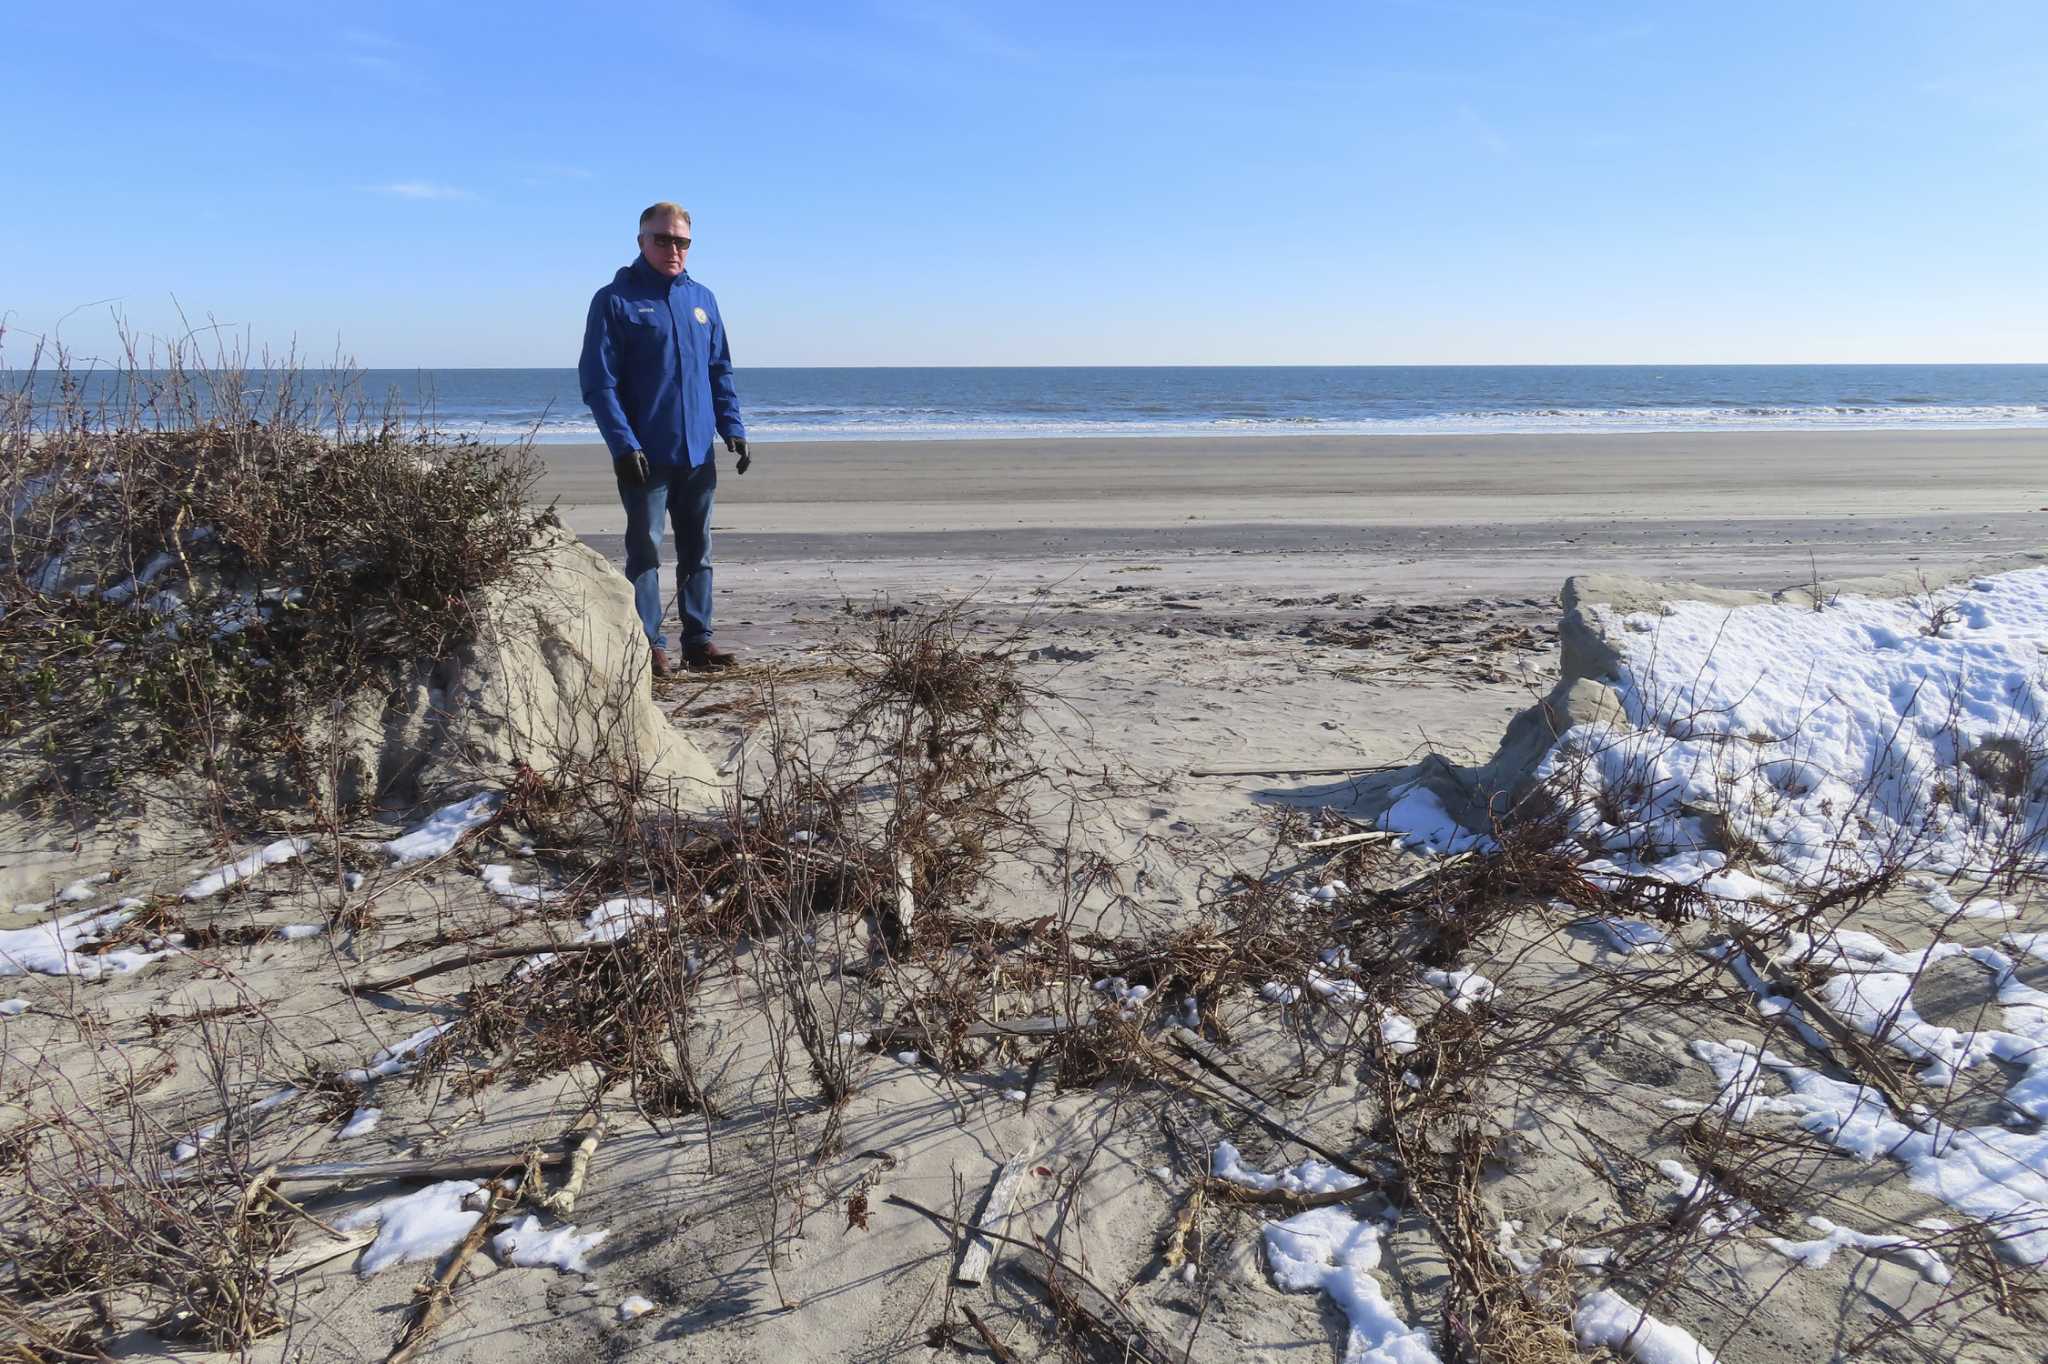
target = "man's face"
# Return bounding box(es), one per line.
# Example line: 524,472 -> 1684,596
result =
638,214 -> 691,277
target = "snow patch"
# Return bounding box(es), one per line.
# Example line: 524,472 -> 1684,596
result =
180,838 -> 309,900
492,1214 -> 609,1273
336,1180 -> 483,1277
1542,570 -> 2048,883
343,1023 -> 452,1084
1763,1214 -> 1951,1284
1378,781 -> 1496,856
481,862 -> 559,903
1592,917 -> 1672,955
1423,968 -> 1498,1012
1574,1287 -> 1718,1364
1687,1037 -> 2048,1263
383,792 -> 500,863
0,907 -> 177,978
339,1107 -> 383,1139
1210,1143 -> 1437,1363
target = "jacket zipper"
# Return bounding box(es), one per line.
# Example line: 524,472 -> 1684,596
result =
667,281 -> 684,397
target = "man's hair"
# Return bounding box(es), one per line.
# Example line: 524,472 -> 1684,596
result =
638,202 -> 692,230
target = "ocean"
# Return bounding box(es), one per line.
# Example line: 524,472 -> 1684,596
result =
21,365 -> 2048,443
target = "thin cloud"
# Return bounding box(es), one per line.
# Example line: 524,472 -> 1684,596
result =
148,20 -> 294,71
338,26 -> 421,87
347,53 -> 406,79
520,163 -> 595,186
339,26 -> 403,49
1455,103 -> 1512,157
368,181 -> 477,201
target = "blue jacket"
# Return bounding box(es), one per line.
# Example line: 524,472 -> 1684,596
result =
579,258 -> 745,468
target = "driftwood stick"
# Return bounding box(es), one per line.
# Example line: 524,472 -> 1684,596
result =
1163,1182 -> 1205,1269
385,1178 -> 513,1364
1378,852 -> 1478,898
1155,1031 -> 1384,1184
534,1121 -> 605,1216
867,1014 -> 1084,1052
886,1194 -> 1169,1364
961,1305 -> 1021,1364
348,942 -> 620,994
1295,830 -> 1401,852
1732,928 -> 1921,1118
1716,939 -> 1833,1055
117,1148 -> 574,1195
272,1149 -> 570,1186
1009,1258 -> 1171,1364
893,849 -> 917,942
1165,1027 -> 1285,1109
955,1155 -> 1032,1286
1189,762 -> 1400,778
973,1016 -> 1081,1040
270,1227 -> 378,1279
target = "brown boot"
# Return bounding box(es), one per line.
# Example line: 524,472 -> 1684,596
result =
683,641 -> 737,671
650,646 -> 674,678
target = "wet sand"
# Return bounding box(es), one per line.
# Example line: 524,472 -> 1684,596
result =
539,429 -> 2047,594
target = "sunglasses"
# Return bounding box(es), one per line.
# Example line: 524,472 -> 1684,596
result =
646,232 -> 691,252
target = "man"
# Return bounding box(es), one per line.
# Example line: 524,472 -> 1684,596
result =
579,201 -> 751,674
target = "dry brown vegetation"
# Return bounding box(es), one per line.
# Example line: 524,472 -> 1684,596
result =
1,336 -> 543,815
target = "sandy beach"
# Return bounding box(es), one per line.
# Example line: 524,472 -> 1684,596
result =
550,428 -> 2047,593
9,424 -> 2048,1364
555,425 -> 2048,806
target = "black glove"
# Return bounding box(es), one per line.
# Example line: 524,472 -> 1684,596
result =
725,434 -> 751,476
615,449 -> 651,486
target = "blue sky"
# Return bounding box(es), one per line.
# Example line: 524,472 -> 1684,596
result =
5,1 -> 2044,367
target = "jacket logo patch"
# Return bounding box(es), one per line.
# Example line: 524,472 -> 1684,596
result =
636,305 -> 655,312
693,306 -> 710,324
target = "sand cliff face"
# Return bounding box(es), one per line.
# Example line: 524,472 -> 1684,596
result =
1,521 -> 718,819
321,527 -> 718,809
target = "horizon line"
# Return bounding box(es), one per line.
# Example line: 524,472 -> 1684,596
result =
178,359 -> 2048,372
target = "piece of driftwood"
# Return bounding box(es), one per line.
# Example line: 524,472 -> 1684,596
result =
974,1016 -> 1077,1039
1164,1027 -> 1284,1109
385,1178 -> 512,1364
867,1014 -> 1084,1052
1295,830 -> 1401,851
887,1194 -> 1170,1364
347,942 -> 620,994
955,1155 -> 1032,1286
1730,928 -> 1920,1119
270,1226 -> 379,1279
1162,1183 -> 1204,1269
1190,762 -> 1399,778
272,1149 -> 569,1186
1715,940 -> 1832,1054
1158,1028 -> 1384,1184
893,849 -> 917,942
961,1305 -> 1020,1364
532,1121 -> 604,1216
1378,851 -> 1478,897
1009,1257 -> 1171,1364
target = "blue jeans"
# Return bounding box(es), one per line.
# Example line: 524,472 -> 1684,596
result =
618,454 -> 716,651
